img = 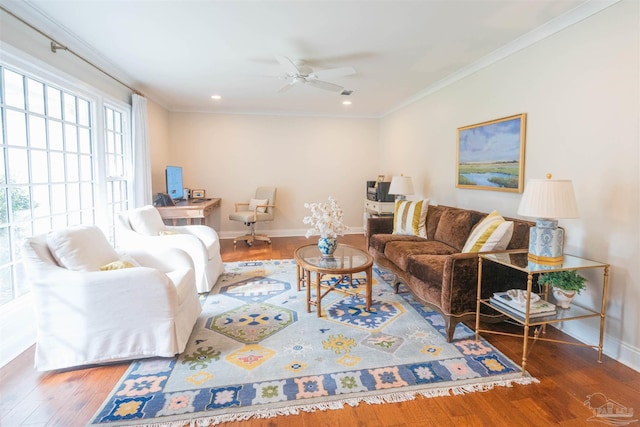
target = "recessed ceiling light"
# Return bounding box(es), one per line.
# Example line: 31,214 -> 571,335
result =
211,95 -> 222,100
342,100 -> 352,106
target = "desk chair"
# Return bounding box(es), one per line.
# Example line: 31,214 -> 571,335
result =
229,187 -> 277,247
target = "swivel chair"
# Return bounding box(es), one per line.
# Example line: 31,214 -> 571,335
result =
229,187 -> 277,247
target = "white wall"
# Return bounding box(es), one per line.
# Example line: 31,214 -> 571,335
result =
379,0 -> 639,370
166,113 -> 380,235
0,7 -> 131,104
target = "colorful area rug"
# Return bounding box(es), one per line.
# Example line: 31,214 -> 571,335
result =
88,260 -> 537,427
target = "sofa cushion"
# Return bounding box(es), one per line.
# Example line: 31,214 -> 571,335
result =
369,233 -> 426,255
128,205 -> 166,236
433,208 -> 479,251
406,255 -> 447,288
47,225 -> 119,271
392,199 -> 429,237
507,220 -> 533,249
385,240 -> 457,270
462,210 -> 514,253
425,205 -> 445,240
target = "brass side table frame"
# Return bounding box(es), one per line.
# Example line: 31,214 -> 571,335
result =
294,243 -> 373,317
474,250 -> 610,376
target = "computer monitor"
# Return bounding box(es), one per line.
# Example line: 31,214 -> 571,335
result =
165,166 -> 184,201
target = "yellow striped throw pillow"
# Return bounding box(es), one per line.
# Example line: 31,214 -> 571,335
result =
462,210 -> 514,253
392,199 -> 429,237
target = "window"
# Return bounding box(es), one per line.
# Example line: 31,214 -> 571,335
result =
104,105 -> 131,244
0,64 -> 132,307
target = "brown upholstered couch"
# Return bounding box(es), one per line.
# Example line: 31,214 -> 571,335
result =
367,204 -> 534,342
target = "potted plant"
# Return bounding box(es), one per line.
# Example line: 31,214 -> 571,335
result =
538,270 -> 587,309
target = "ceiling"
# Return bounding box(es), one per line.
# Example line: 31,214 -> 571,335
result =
1,0 -> 590,117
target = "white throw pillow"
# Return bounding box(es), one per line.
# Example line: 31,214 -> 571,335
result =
128,205 -> 167,236
249,198 -> 269,213
462,211 -> 514,253
47,225 -> 119,271
392,199 -> 429,238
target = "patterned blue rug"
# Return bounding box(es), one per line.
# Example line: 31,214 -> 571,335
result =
88,260 -> 537,426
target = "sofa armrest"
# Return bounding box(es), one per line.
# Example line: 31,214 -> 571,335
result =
441,251 -> 534,315
367,216 -> 394,236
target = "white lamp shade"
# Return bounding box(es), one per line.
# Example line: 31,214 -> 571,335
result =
517,178 -> 579,219
388,175 -> 414,195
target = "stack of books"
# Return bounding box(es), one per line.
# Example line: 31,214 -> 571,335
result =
490,291 -> 557,319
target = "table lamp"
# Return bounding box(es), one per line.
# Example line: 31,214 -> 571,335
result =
388,175 -> 414,201
517,173 -> 579,264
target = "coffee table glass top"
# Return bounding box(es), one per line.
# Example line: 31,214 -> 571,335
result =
295,243 -> 372,272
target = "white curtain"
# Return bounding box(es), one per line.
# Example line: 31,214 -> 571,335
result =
132,94 -> 152,207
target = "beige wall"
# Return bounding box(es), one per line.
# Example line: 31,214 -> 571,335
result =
166,113 -> 380,235
147,99 -> 171,194
379,0 -> 639,369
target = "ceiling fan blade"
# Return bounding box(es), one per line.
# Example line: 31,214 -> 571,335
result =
276,56 -> 301,76
305,79 -> 344,92
312,66 -> 356,80
277,81 -> 296,93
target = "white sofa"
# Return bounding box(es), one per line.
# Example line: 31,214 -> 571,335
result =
117,205 -> 224,293
21,225 -> 202,371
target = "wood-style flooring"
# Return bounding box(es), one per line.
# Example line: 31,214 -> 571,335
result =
1,234 -> 638,426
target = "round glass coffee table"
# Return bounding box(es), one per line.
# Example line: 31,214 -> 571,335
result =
294,243 -> 373,317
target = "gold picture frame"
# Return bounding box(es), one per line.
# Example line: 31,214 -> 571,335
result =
456,113 -> 527,193
192,189 -> 206,199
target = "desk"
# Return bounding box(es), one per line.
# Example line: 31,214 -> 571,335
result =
156,198 -> 221,226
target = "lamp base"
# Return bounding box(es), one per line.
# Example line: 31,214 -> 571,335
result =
527,252 -> 563,265
528,219 -> 564,265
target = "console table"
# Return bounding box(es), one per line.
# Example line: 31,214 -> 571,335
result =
475,250 -> 609,376
156,198 -> 221,226
363,199 -> 395,233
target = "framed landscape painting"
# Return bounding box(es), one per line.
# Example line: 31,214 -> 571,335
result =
456,113 -> 527,193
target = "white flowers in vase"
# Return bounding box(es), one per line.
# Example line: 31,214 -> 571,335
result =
303,196 -> 348,238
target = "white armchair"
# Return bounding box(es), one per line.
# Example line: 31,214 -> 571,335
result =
117,205 -> 224,293
21,225 -> 201,372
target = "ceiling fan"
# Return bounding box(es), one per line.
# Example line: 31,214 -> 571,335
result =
275,56 -> 356,93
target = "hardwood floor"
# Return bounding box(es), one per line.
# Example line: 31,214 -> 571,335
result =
1,234 -> 638,427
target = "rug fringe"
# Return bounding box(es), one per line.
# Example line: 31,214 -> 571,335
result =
129,376 -> 538,427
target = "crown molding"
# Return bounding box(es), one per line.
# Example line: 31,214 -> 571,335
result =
383,0 -> 622,118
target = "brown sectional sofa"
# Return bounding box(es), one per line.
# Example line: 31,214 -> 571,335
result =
367,204 -> 534,342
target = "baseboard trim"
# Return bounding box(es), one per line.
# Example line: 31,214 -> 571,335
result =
219,228 -> 366,240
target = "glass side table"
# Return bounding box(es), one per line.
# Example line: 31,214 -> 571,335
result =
475,250 -> 610,376
294,243 -> 373,317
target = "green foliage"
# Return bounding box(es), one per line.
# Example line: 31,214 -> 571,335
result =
488,176 -> 518,188
0,176 -> 32,221
538,270 -> 587,294
458,162 -> 519,175
457,175 -> 476,185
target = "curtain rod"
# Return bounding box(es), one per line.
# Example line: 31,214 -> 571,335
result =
1,5 -> 143,96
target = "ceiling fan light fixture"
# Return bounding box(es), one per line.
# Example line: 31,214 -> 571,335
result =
211,94 -> 222,100
342,100 -> 352,106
